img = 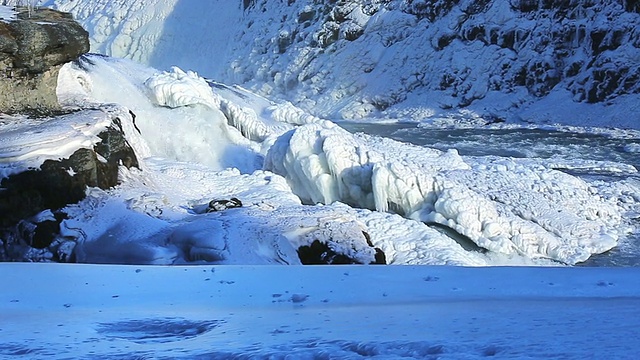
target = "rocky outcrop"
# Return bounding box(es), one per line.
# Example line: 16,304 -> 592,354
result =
0,113 -> 139,260
0,7 -> 89,115
297,234 -> 387,265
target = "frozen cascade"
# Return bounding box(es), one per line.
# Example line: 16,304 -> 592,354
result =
265,122 -> 622,264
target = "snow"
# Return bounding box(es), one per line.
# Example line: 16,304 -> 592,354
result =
2,52 -> 635,267
1,1 -> 640,357
0,107 -> 115,178
1,263 -> 640,358
0,5 -> 16,21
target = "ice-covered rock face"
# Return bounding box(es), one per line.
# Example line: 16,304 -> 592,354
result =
234,0 -> 640,117
40,0 -> 640,126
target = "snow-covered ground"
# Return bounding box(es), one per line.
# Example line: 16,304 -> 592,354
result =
2,1 -> 640,358
0,5 -> 16,21
3,54 -> 636,266
2,263 -> 640,359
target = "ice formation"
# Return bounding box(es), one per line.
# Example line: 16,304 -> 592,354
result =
5,50 -> 635,266
264,122 -> 623,264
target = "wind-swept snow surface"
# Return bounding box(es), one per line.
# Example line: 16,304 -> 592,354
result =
3,54 -> 626,266
2,264 -> 640,359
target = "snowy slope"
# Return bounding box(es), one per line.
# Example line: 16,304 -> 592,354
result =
35,0 -> 640,128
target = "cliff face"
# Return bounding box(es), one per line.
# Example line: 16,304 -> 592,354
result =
0,7 -> 89,115
42,0 -> 639,126
230,0 -> 640,121
0,8 -> 137,261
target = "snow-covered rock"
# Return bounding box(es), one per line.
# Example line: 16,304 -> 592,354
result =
0,105 -> 140,259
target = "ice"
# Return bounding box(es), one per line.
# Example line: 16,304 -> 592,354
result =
2,263 -> 640,358
145,67 -> 221,109
59,56 -> 262,174
265,122 -> 623,264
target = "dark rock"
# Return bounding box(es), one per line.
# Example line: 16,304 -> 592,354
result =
297,231 -> 386,265
31,219 -> 60,249
298,239 -> 358,264
207,197 -> 243,212
298,7 -> 315,23
402,0 -> 460,21
0,115 -> 139,229
11,8 -> 89,73
363,230 -> 387,265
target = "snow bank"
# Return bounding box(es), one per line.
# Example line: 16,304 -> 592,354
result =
0,5 -> 16,21
0,107 -> 116,179
265,122 -> 622,264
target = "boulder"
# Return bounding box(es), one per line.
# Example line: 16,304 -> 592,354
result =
0,7 -> 89,115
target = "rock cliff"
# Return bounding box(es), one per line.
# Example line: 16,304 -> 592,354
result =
0,6 -> 89,115
0,7 -> 138,261
232,0 -> 640,122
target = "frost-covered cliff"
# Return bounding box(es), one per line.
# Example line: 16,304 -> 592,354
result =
38,0 -> 640,127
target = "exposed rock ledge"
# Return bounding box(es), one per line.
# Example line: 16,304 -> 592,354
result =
0,107 -> 139,261
0,7 -> 89,115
